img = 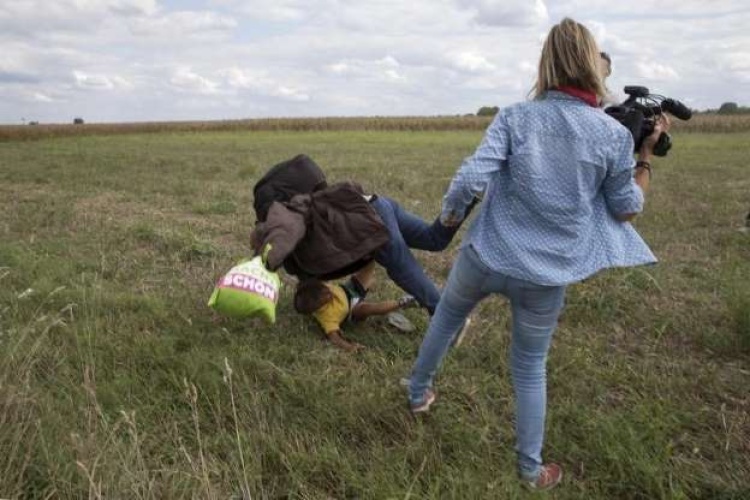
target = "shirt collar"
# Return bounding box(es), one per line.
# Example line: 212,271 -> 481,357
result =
553,86 -> 599,107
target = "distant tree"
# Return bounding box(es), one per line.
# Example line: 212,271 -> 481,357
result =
73,117 -> 85,125
477,106 -> 499,117
718,102 -> 739,114
29,121 -> 39,126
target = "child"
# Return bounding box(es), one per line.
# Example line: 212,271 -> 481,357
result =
598,51 -> 618,108
293,261 -> 415,352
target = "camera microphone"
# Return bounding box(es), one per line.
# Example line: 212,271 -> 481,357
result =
661,98 -> 692,120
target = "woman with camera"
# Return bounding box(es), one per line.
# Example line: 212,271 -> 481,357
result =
406,18 -> 670,491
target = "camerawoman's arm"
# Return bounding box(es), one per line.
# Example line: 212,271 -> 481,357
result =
440,112 -> 510,226
606,114 -> 671,222
634,114 -> 671,191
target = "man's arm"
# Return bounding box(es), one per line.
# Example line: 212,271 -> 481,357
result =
252,202 -> 307,270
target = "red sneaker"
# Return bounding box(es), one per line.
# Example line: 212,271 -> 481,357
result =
524,463 -> 562,491
409,388 -> 436,414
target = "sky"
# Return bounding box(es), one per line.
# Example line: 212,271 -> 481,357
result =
1,0 -> 748,124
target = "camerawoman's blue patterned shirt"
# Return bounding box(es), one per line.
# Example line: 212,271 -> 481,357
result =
443,90 -> 656,286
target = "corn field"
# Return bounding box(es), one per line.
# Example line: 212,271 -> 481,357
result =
2,113 -> 749,142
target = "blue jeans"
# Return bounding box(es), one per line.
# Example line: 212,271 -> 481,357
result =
370,196 -> 458,314
408,245 -> 566,480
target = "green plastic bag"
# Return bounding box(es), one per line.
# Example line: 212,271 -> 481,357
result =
208,255 -> 281,323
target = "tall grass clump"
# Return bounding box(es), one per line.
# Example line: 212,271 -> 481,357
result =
0,279 -> 70,497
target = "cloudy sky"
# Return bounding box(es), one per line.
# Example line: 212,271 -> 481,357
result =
1,0 -> 748,124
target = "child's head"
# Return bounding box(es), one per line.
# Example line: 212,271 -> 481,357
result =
599,51 -> 612,79
294,279 -> 333,314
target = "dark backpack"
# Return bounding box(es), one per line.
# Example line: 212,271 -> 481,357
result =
253,154 -> 327,222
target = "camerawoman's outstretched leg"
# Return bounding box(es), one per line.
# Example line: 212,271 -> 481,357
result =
408,247 -> 490,403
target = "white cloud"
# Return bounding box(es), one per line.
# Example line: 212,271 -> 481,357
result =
217,67 -> 310,101
72,70 -> 134,91
73,70 -> 116,90
519,60 -> 536,74
108,0 -> 158,16
271,86 -> 309,102
715,51 -> 750,83
447,51 -> 497,73
553,0 -> 744,16
169,67 -> 219,94
129,11 -> 237,37
719,52 -> 750,72
0,0 -> 158,35
1,0 -> 749,122
635,61 -> 680,82
212,0 -> 317,22
32,92 -> 53,102
456,0 -> 549,27
325,56 -> 407,83
222,67 -> 267,89
327,62 -> 349,75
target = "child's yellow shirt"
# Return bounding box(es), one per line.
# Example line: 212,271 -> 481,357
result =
312,284 -> 350,335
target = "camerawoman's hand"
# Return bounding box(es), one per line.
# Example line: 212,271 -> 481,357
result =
629,113 -> 671,204
440,210 -> 463,228
638,113 -> 672,161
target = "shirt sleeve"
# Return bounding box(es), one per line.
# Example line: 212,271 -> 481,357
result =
313,308 -> 341,335
312,286 -> 348,335
602,129 -> 644,217
441,111 -> 510,221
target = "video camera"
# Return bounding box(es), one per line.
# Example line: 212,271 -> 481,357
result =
604,86 -> 692,156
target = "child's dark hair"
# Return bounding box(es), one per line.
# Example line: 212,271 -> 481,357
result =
294,279 -> 332,314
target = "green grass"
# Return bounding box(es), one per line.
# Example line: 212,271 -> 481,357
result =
0,130 -> 748,499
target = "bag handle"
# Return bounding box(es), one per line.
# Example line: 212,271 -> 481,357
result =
260,243 -> 273,269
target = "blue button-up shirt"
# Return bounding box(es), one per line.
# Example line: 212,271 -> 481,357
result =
443,90 -> 656,286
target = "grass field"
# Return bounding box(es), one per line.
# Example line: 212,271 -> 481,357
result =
0,128 -> 748,499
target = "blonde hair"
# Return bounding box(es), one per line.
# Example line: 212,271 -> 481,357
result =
534,18 -> 605,98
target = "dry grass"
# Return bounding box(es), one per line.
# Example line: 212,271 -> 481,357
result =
0,129 -> 748,498
1,113 -> 748,142
0,116 -> 492,141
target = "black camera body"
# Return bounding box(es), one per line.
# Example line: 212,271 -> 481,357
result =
604,86 -> 692,156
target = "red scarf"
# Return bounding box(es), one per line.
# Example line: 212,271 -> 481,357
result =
556,86 -> 598,107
